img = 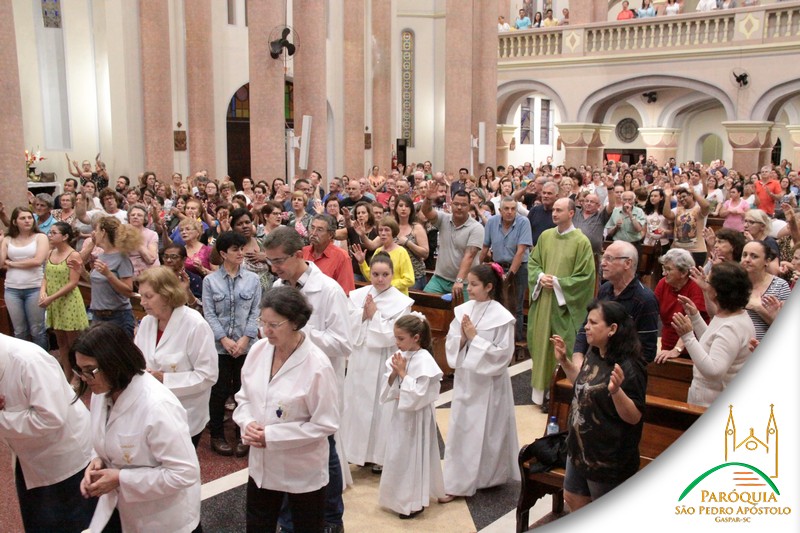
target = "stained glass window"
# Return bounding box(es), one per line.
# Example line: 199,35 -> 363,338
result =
41,0 -> 61,29
400,30 -> 415,147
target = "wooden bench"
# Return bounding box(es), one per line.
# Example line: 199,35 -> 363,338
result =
515,366 -> 705,532
646,358 -> 694,402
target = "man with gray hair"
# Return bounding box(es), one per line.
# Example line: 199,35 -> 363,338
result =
32,193 -> 56,234
302,214 -> 355,294
573,240 -> 659,363
481,196 -> 533,341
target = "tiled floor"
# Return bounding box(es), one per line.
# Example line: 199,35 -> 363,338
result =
1,360 -> 550,532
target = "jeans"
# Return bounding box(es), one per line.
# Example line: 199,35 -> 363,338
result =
4,287 -> 48,351
278,435 -> 344,531
503,265 -> 528,342
209,352 -> 246,439
92,309 -> 136,339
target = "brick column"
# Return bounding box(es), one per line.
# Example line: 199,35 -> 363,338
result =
568,0 -> 608,25
185,0 -> 216,177
496,124 -> 517,169
344,0 -> 365,179
371,0 -> 392,175
248,0 -> 287,182
472,0 -> 497,174
586,124 -> 615,169
0,1 -> 26,210
722,121 -> 773,177
444,0 -> 473,174
292,0 -> 327,179
140,0 -> 174,183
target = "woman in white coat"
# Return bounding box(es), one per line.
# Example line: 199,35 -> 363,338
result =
135,266 -> 218,447
234,286 -> 339,533
341,252 -> 413,471
1,333 -> 96,532
441,263 -> 520,501
73,323 -> 202,533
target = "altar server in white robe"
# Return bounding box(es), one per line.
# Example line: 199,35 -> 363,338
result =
1,333 -> 96,532
135,266 -> 218,447
441,263 -> 520,501
342,252 -> 414,469
74,323 -> 201,533
379,314 -> 445,519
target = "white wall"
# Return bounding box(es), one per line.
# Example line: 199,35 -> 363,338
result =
606,104 -> 647,151
507,95 -> 564,168
211,0 -> 248,179
396,0 -> 446,171
678,106 -> 731,164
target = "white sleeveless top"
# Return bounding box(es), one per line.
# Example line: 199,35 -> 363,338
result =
5,239 -> 44,289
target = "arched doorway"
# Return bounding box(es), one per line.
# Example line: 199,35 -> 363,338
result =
698,133 -> 724,164
226,80 -> 294,183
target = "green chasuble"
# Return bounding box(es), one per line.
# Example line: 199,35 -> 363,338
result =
527,228 -> 596,391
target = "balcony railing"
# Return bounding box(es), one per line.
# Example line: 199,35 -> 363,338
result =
498,2 -> 800,62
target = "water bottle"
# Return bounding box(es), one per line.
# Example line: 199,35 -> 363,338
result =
546,415 -> 559,435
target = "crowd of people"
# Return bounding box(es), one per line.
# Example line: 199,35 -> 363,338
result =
1,152 -> 799,530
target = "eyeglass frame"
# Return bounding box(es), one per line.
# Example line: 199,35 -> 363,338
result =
258,318 -> 289,330
600,255 -> 631,263
73,366 -> 102,380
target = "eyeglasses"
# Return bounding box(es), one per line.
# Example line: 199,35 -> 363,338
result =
601,255 -> 630,263
743,220 -> 763,225
162,254 -> 182,261
72,367 -> 101,380
265,255 -> 292,266
259,318 -> 289,330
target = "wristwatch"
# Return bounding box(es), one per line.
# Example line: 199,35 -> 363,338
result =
455,278 -> 464,283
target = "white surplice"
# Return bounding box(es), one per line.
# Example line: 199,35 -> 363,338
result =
341,285 -> 413,466
443,299 -> 520,496
134,306 -> 218,436
378,349 -> 445,515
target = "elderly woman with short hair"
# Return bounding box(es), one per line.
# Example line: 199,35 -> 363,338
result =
654,248 -> 708,364
234,286 -> 339,532
135,266 -> 218,447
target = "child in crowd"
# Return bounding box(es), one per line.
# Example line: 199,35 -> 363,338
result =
378,314 -> 444,519
441,263 -> 519,501
341,252 -> 414,472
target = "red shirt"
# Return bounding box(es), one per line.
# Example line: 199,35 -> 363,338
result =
617,10 -> 635,20
755,179 -> 782,216
302,243 -> 356,295
654,278 -> 709,351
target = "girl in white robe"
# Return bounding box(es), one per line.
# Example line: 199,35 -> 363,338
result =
341,252 -> 414,468
442,263 -> 520,500
378,314 -> 445,519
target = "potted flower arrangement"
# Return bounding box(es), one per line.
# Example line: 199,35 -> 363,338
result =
25,149 -> 46,181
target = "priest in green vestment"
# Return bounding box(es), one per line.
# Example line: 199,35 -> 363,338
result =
527,197 -> 596,404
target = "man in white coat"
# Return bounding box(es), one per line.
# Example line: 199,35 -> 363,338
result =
0,333 -> 96,531
263,226 -> 352,533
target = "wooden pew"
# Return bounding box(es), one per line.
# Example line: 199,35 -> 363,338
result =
515,366 -> 704,532
646,358 -> 694,402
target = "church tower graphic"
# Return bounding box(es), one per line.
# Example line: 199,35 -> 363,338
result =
724,404 -> 779,479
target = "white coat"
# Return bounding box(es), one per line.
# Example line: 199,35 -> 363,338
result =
341,285 -> 413,466
88,373 -> 201,533
443,300 -> 520,496
134,305 -> 218,436
378,348 -> 445,515
273,261 -> 354,486
233,336 -> 339,493
0,334 -> 91,489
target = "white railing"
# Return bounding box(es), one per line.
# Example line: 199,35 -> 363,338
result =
498,2 -> 800,61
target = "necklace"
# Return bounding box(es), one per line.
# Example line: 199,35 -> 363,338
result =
270,333 -> 304,382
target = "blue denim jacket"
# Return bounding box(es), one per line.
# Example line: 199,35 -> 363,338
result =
202,267 -> 262,354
